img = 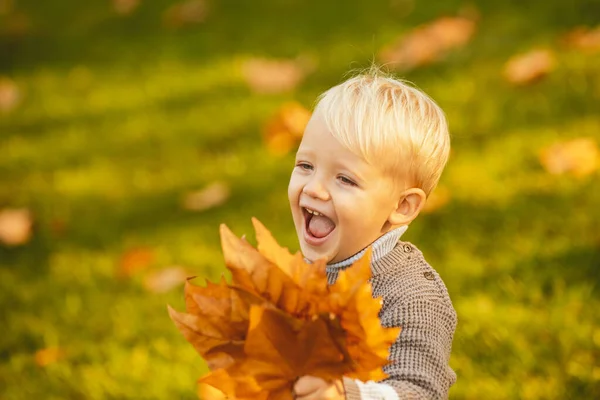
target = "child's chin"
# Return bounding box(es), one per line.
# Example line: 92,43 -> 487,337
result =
301,246 -> 331,264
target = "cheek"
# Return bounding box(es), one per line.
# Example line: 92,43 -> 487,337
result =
288,175 -> 300,205
334,197 -> 365,227
336,196 -> 384,230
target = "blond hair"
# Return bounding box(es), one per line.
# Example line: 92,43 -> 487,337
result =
315,69 -> 450,197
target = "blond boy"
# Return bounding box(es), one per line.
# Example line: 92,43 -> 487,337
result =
288,70 -> 456,400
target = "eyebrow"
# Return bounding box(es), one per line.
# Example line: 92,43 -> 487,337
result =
294,148 -> 314,158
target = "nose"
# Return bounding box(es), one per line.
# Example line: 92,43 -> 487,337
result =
302,176 -> 330,201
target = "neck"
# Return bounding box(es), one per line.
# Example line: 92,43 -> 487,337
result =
324,225 -> 408,271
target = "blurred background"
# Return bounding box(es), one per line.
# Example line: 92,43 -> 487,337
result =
1,0 -> 599,399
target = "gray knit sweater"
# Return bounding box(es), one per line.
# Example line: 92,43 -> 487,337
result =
325,239 -> 457,400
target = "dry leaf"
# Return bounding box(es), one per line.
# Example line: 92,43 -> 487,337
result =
0,77 -> 22,113
198,382 -> 228,400
163,0 -> 207,29
242,58 -> 309,94
112,0 -> 140,15
379,16 -> 477,71
503,49 -> 555,85
0,208 -> 32,246
118,247 -> 154,277
219,223 -> 312,317
35,347 -> 63,367
252,218 -> 327,301
200,368 -> 266,400
169,219 -> 400,399
263,102 -> 311,155
144,266 -> 189,293
422,186 -> 451,214
240,306 -> 348,395
182,182 -> 230,211
539,138 -> 599,177
562,26 -> 600,53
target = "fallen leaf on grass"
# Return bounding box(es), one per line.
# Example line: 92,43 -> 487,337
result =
562,26 -> 600,53
0,208 -> 32,246
0,77 -> 22,113
379,16 -> 477,71
182,182 -> 230,211
242,57 -> 313,94
169,219 -> 400,398
144,266 -> 189,293
263,102 -> 311,155
112,0 -> 140,15
503,49 -> 555,85
539,138 -> 599,177
163,0 -> 207,29
118,247 -> 155,277
35,347 -> 63,367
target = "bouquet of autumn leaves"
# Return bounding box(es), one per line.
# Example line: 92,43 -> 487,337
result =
168,218 -> 401,399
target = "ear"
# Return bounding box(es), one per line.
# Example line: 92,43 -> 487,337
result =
387,188 -> 427,226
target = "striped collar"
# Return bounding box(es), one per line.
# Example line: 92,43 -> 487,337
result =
324,225 -> 408,272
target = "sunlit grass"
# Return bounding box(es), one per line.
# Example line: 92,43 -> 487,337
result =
1,1 -> 599,399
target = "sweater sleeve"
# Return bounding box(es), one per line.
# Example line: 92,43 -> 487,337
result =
343,276 -> 457,399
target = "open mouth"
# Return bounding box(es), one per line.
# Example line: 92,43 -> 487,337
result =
302,207 -> 336,245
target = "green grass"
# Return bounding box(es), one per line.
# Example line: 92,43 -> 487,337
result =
1,0 -> 599,399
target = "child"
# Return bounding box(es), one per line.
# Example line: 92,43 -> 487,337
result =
288,69 -> 456,400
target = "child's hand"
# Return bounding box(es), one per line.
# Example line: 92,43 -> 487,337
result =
293,376 -> 345,400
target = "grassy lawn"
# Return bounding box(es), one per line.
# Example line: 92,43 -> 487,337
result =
1,0 -> 599,399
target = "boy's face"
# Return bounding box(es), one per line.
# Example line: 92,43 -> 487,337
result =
288,111 -> 401,263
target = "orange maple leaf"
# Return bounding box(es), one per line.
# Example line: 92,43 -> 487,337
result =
169,219 -> 401,398
253,218 -> 329,310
